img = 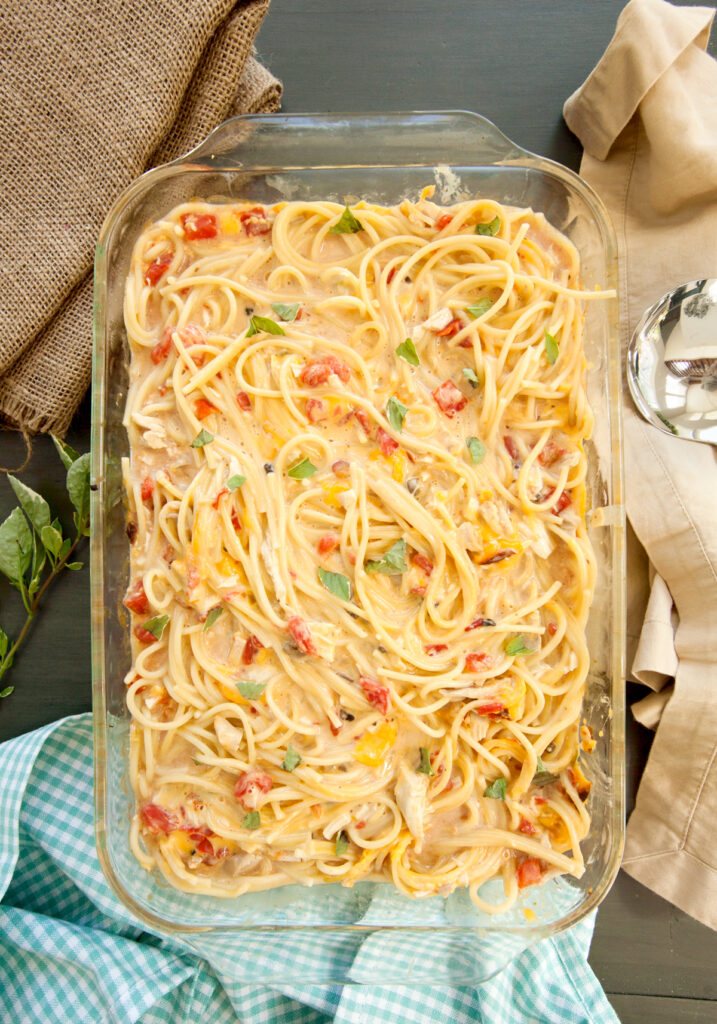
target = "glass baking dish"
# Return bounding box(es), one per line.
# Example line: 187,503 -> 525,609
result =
91,111 -> 625,985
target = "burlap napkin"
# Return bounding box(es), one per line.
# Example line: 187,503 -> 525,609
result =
0,0 -> 281,436
564,0 -> 717,929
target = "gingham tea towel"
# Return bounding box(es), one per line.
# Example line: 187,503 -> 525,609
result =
0,715 -> 620,1024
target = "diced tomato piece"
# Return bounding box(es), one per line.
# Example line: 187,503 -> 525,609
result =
547,621 -> 558,637
329,719 -> 342,736
359,676 -> 390,715
436,214 -> 453,230
288,616 -> 317,656
231,509 -> 241,531
466,652 -> 492,672
377,428 -> 399,456
534,797 -> 547,805
435,317 -> 463,338
432,381 -> 467,417
480,549 -> 517,565
212,488 -> 229,510
386,267 -> 397,284
553,491 -> 571,514
124,579 -> 150,615
300,355 -> 351,386
354,408 -> 373,436
410,551 -> 434,576
178,323 -> 207,347
150,334 -> 172,364
306,397 -> 328,422
187,831 -> 215,858
518,818 -> 537,836
141,803 -> 179,833
465,616 -> 495,631
517,857 -> 543,889
234,771 -> 273,808
241,635 -> 264,665
476,701 -> 505,716
144,251 -> 173,286
332,459 -> 351,477
459,338 -> 474,349
425,643 -> 448,655
504,435 -> 519,461
318,533 -> 339,556
538,441 -> 566,467
181,212 -> 218,240
238,206 -> 272,236
186,561 -> 200,591
134,624 -> 159,644
195,397 -> 217,420
237,390 -> 252,410
140,477 -> 154,502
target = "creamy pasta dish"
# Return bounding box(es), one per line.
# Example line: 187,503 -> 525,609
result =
122,192 -> 603,910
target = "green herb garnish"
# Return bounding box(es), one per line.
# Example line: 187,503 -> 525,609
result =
242,811 -> 261,830
191,429 -> 214,448
318,568 -> 351,602
417,747 -> 434,776
282,744 -> 302,772
335,831 -> 349,856
544,330 -> 559,365
396,338 -> 420,367
466,437 -> 486,465
386,396 -> 408,433
475,216 -> 501,237
203,606 -> 223,632
236,680 -> 267,700
656,411 -> 678,435
246,315 -> 286,337
484,777 -> 508,800
143,615 -> 169,640
330,206 -> 364,234
505,635 -> 534,657
227,474 -> 246,490
365,538 -> 408,575
462,368 -> 480,388
271,302 -> 300,322
288,457 -> 319,479
466,299 -> 493,318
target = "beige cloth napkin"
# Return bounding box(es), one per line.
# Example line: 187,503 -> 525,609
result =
0,0 -> 281,436
564,0 -> 717,929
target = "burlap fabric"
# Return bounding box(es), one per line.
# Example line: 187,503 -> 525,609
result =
0,0 -> 281,436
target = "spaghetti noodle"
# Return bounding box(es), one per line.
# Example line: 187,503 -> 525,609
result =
122,192 -> 605,909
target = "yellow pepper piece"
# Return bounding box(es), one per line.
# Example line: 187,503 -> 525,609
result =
353,721 -> 397,767
537,806 -> 571,848
218,210 -> 241,235
500,677 -> 526,721
322,481 -> 350,508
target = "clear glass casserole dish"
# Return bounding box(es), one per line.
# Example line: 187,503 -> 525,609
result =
91,110 -> 625,985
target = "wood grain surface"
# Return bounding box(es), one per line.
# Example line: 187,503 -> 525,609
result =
1,3 -> 716,1020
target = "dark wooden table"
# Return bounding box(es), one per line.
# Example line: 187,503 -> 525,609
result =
2,3 -> 717,1020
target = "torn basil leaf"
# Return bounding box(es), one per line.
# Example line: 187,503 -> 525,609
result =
462,368 -> 480,388
203,606 -> 223,632
191,429 -> 214,448
335,831 -> 349,856
282,744 -> 302,772
330,206 -> 364,234
236,680 -> 267,700
242,810 -> 261,829
246,315 -> 286,337
365,538 -> 408,575
466,299 -> 493,318
288,457 -> 318,479
505,635 -> 533,657
417,747 -> 434,776
396,338 -> 419,367
466,437 -> 486,465
271,302 -> 300,322
318,568 -> 351,602
484,777 -> 507,800
143,615 -> 169,640
227,474 -> 245,490
544,330 -> 559,365
386,396 -> 408,433
475,216 -> 501,237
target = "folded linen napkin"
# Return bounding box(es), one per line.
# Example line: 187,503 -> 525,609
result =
0,715 -> 619,1024
564,0 -> 717,929
0,0 -> 281,436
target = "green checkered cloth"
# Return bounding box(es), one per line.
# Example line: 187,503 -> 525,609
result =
0,715 -> 620,1023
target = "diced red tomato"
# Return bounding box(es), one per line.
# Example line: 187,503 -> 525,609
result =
432,381 -> 467,417
386,267 -> 397,284
150,334 -> 172,364
288,616 -> 317,656
195,397 -> 217,420
178,323 -> 207,346
504,435 -> 519,461
465,616 -> 494,631
465,652 -> 492,672
140,477 -> 154,502
435,317 -> 463,337
134,624 -> 159,644
410,551 -> 434,576
238,206 -> 272,236
318,533 -> 340,556
187,831 -> 215,858
241,635 -> 264,665
234,771 -> 273,808
300,355 -> 351,386
553,491 -> 571,514
425,643 -> 448,656
329,718 -> 342,737
306,397 -> 327,422
476,701 -> 505,716
518,817 -> 537,836
332,459 -> 350,477
123,579 -> 150,615
231,509 -> 241,531
538,441 -> 566,467
212,488 -> 229,510
377,428 -> 399,456
141,803 -> 179,833
359,676 -> 390,715
517,857 -> 544,889
181,212 -> 218,240
435,214 -> 453,230
354,408 -> 373,436
144,252 -> 173,286
186,561 -> 200,591
547,621 -> 558,637
237,391 -> 252,410
459,338 -> 474,349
